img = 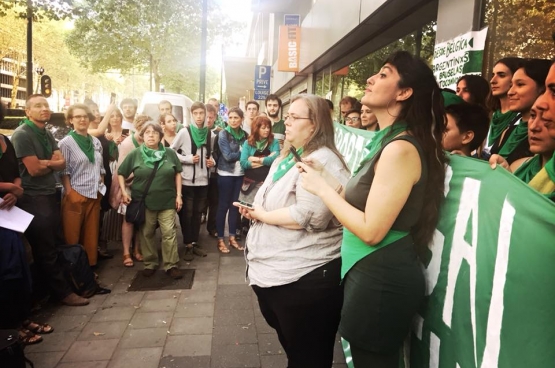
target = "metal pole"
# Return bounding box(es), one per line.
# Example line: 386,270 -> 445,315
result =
199,0 -> 208,102
149,54 -> 153,91
26,0 -> 33,97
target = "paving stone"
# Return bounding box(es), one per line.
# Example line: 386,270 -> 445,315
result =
25,332 -> 79,353
213,308 -> 254,326
78,321 -> 129,341
108,347 -> 163,368
55,295 -> 107,316
179,290 -> 216,304
217,268 -> 247,285
158,355 -> 211,368
216,284 -> 252,297
62,339 -> 119,362
144,290 -> 182,300
119,327 -> 168,348
39,314 -> 91,332
25,351 -> 64,368
212,324 -> 257,345
170,317 -> 214,335
174,302 -> 214,318
163,335 -> 212,357
332,364 -> 348,368
191,279 -> 218,291
129,311 -> 174,329
103,292 -> 145,307
254,316 -> 274,334
138,298 -> 178,312
257,333 -> 284,355
209,343 -> 260,368
214,296 -> 252,311
57,362 -> 108,368
91,306 -> 136,323
260,354 -> 288,368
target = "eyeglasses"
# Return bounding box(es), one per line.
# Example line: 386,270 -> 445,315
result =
284,115 -> 311,122
72,115 -> 89,120
345,117 -> 360,123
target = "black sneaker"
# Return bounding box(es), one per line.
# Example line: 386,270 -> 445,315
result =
183,246 -> 194,262
192,243 -> 207,257
142,268 -> 156,277
166,267 -> 183,279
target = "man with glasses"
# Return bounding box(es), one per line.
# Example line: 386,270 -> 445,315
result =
344,108 -> 362,129
11,95 -> 90,306
339,96 -> 359,124
265,94 -> 285,147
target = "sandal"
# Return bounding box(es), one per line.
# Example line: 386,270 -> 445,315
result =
22,320 -> 54,334
229,236 -> 244,251
123,254 -> 134,267
133,253 -> 144,262
217,239 -> 230,254
19,329 -> 42,345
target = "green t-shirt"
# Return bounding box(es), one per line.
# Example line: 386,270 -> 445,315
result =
272,119 -> 285,142
117,147 -> 183,211
11,123 -> 59,196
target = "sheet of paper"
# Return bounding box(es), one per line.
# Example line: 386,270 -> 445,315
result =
0,198 -> 34,233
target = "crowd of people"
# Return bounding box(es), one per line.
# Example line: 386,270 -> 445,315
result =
1,50 -> 554,367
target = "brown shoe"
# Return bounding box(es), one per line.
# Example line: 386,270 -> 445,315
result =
61,293 -> 90,306
142,268 -> 156,277
166,267 -> 183,280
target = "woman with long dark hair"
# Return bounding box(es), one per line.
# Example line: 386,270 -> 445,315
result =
456,74 -> 490,109
298,51 -> 447,367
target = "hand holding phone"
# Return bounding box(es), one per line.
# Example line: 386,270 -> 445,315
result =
237,200 -> 254,210
122,129 -> 130,136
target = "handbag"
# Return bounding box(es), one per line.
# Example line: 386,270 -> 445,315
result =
0,329 -> 34,368
125,161 -> 159,227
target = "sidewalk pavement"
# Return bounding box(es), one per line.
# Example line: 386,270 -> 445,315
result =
27,228 -> 348,368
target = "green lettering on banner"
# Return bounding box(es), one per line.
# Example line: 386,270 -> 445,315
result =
334,124 -> 555,368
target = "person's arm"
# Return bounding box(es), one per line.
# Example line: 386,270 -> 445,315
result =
240,142 -> 253,170
47,149 -> 66,171
0,177 -> 23,210
22,156 -> 53,177
509,157 -> 529,173
262,139 -> 281,166
175,172 -> 182,211
170,130 -> 195,164
489,154 -> 510,170
298,140 -> 421,245
61,175 -> 72,195
88,104 -> 117,137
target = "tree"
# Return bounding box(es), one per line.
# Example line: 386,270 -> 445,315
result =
66,0 -> 242,95
0,0 -> 74,20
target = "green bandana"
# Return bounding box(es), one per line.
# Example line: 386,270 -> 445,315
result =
214,116 -> 226,131
108,141 -> 119,160
225,125 -> 245,141
69,130 -> 95,163
545,151 -> 555,182
273,147 -> 303,182
488,110 -> 518,146
190,123 -> 208,148
513,155 -> 541,184
22,118 -> 52,157
255,139 -> 268,151
131,134 -> 140,148
140,143 -> 166,168
498,118 -> 528,158
353,121 -> 409,176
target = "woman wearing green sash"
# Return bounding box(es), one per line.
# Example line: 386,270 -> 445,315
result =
298,51 -> 447,367
59,104 -> 105,267
490,59 -> 551,164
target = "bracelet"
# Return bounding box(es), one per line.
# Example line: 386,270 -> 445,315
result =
334,183 -> 343,194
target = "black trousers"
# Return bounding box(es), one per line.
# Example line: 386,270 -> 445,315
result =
179,185 -> 208,244
252,258 -> 343,368
206,175 -> 218,234
17,194 -> 73,300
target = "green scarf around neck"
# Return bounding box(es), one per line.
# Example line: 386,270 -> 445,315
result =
255,139 -> 268,151
108,141 -> 119,160
498,118 -> 528,158
69,130 -> 95,163
273,146 -> 304,182
488,110 -> 518,146
225,125 -> 245,141
544,151 -> 555,182
190,123 -> 208,148
140,143 -> 166,168
22,118 -> 52,157
513,155 -> 541,184
353,121 -> 409,176
131,134 -> 140,148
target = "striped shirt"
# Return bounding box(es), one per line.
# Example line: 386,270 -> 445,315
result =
59,134 -> 106,199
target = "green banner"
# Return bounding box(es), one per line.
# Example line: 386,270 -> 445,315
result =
334,123 -> 555,368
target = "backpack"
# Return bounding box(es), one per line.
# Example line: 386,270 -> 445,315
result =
0,330 -> 34,368
186,127 -> 212,184
58,244 -> 108,298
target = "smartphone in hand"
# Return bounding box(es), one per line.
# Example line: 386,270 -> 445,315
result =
122,129 -> 130,135
237,200 -> 254,210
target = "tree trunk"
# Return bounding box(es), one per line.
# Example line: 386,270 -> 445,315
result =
11,75 -> 20,108
153,59 -> 161,92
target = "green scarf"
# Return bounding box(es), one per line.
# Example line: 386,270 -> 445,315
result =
353,121 -> 409,176
544,151 -> 555,182
214,115 -> 227,131
225,125 -> 245,141
255,139 -> 268,151
131,134 -> 140,148
488,110 -> 518,146
513,155 -> 541,184
22,118 -> 52,157
140,143 -> 166,168
498,118 -> 528,158
273,147 -> 303,182
108,141 -> 119,161
69,130 -> 95,163
190,123 -> 208,148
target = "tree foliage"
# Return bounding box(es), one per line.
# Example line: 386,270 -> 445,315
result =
66,0 -> 242,97
0,0 -> 74,20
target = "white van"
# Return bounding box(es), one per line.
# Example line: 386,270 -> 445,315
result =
138,92 -> 194,127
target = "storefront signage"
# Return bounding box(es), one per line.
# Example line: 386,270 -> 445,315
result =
284,14 -> 300,26
278,25 -> 300,72
433,27 -> 488,90
254,65 -> 271,100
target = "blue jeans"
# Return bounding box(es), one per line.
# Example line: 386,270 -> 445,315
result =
216,175 -> 243,238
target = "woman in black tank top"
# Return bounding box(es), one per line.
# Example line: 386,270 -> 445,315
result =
298,51 -> 448,367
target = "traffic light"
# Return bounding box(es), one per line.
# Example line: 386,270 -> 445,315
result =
41,75 -> 52,98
